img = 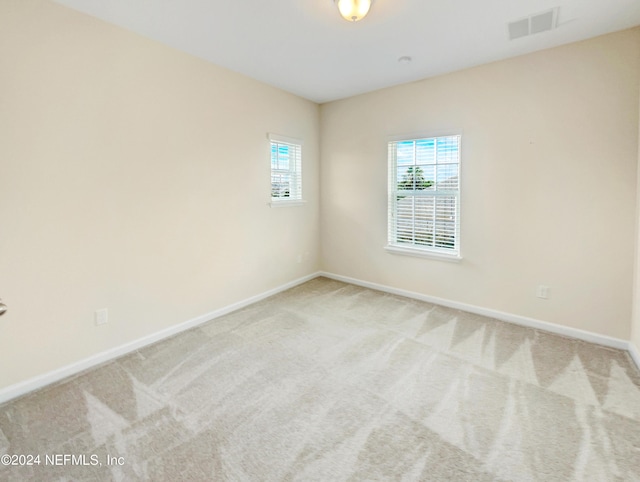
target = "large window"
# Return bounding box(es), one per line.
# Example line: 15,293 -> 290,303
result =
387,134 -> 461,259
270,134 -> 302,204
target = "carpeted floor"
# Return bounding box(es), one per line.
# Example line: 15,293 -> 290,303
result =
1,277 -> 640,481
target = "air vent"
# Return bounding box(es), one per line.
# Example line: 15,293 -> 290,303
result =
508,19 -> 530,41
508,8 -> 558,41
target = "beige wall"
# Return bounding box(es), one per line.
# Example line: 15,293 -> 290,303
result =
0,0 -> 320,390
1,1 -> 639,394
633,73 -> 640,354
320,28 -> 640,339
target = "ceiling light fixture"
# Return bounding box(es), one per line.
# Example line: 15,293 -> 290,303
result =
335,0 -> 372,22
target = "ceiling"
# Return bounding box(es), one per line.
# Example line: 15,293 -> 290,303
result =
52,0 -> 640,103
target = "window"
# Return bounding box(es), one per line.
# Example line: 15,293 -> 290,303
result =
387,134 -> 461,259
269,134 -> 303,205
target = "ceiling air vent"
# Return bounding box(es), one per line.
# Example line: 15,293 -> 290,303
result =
508,8 -> 558,41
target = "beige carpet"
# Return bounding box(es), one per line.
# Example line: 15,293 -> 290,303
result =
1,277 -> 640,481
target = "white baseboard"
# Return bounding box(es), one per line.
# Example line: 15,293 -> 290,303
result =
319,271 -> 630,351
629,342 -> 640,372
0,272 -> 321,405
3,270 -> 637,405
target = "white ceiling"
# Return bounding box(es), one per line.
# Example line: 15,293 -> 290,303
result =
53,0 -> 640,103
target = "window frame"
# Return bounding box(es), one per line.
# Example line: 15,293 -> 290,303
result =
268,133 -> 305,207
385,132 -> 462,262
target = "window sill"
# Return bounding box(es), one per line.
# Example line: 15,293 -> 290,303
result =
269,200 -> 307,208
384,245 -> 462,263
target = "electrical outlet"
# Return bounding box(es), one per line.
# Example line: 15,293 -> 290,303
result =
536,285 -> 550,299
296,254 -> 302,264
95,308 -> 108,325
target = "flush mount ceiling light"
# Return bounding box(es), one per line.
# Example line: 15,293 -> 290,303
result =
335,0 -> 372,22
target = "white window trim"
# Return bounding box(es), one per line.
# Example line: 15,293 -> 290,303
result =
387,131 -> 462,260
269,200 -> 307,208
268,133 -> 304,146
384,244 -> 462,262
268,133 -> 304,206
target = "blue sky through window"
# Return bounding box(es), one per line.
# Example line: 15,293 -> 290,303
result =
395,136 -> 460,190
271,143 -> 290,170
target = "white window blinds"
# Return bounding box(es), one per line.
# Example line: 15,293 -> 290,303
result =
388,135 -> 461,257
270,134 -> 302,202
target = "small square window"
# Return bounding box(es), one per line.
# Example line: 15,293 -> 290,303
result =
269,134 -> 303,204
